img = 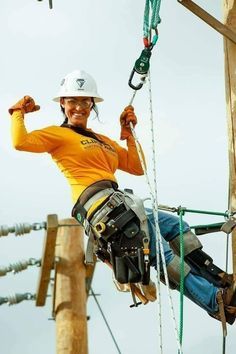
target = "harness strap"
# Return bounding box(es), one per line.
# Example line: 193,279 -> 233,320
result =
85,229 -> 96,264
216,291 -> 227,337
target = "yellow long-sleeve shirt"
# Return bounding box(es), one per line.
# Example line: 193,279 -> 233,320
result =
11,110 -> 145,202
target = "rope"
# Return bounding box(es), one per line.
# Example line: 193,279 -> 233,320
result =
222,232 -> 230,354
0,292 -> 36,306
0,258 -> 41,277
147,73 -> 163,354
147,73 -> 183,353
128,72 -> 183,353
90,288 -> 122,354
178,211 -> 185,347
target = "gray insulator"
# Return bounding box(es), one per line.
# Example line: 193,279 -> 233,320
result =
14,223 -> 32,236
8,293 -> 35,305
10,261 -> 29,274
0,225 -> 10,237
0,297 -> 8,305
0,268 -> 8,276
12,258 -> 41,273
0,258 -> 41,276
0,222 -> 46,237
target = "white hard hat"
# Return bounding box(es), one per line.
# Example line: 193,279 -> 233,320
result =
53,70 -> 104,103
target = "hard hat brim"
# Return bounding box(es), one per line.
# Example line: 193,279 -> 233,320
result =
52,92 -> 104,103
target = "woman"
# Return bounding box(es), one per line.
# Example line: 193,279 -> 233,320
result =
9,69 -> 236,331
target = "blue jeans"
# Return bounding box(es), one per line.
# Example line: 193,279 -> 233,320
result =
145,209 -> 219,314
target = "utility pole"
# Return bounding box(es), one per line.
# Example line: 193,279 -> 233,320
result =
36,216 -> 96,353
223,0 -> 236,278
55,218 -> 88,354
178,0 -> 236,280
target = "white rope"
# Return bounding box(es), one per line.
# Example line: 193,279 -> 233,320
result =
128,72 -> 182,353
147,72 -> 182,353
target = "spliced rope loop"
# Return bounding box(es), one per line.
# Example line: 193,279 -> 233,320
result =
143,0 -> 161,47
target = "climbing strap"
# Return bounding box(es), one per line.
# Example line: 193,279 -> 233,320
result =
143,0 -> 161,47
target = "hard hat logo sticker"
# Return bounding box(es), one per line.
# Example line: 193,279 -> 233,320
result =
76,79 -> 85,89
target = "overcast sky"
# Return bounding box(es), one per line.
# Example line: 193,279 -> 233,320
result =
0,1 -> 235,353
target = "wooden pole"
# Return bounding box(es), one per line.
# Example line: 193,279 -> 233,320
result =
223,0 -> 236,278
36,214 -> 58,307
55,218 -> 88,354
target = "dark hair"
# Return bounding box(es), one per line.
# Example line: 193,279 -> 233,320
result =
60,97 -> 99,124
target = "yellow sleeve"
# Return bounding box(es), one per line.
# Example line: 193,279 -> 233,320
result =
109,135 -> 145,175
11,110 -> 59,153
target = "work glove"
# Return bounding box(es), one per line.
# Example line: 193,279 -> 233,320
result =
120,105 -> 137,140
8,96 -> 40,115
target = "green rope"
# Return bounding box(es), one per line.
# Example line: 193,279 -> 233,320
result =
178,210 -> 185,349
177,207 -> 229,218
143,0 -> 161,45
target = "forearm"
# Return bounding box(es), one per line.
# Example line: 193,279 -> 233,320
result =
11,111 -> 48,152
11,110 -> 28,149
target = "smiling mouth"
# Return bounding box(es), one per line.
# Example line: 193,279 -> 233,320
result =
72,113 -> 84,118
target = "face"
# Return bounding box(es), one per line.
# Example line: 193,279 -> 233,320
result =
60,96 -> 93,128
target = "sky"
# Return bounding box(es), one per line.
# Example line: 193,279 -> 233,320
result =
0,0 -> 235,353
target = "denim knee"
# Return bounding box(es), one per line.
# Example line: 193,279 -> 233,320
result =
145,208 -> 190,242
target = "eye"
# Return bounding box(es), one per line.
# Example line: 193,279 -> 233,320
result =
67,98 -> 76,104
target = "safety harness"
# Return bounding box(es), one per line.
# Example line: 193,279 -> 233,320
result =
72,180 -> 151,286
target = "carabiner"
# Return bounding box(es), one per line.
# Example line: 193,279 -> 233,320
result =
128,69 -> 147,90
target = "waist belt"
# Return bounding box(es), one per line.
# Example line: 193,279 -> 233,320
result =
71,180 -> 118,226
79,180 -> 118,206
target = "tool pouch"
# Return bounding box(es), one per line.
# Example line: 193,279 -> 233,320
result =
109,228 -> 150,285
